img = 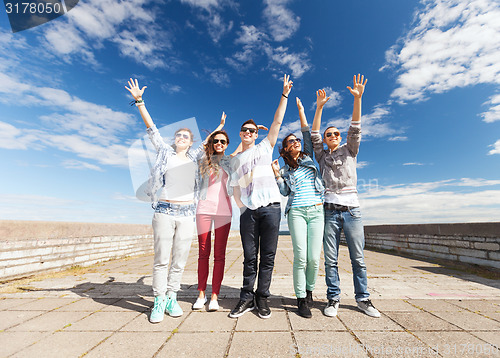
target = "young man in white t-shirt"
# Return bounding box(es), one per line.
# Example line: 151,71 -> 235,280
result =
229,74 -> 293,319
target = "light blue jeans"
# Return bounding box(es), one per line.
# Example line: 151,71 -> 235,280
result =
287,204 -> 324,299
323,206 -> 369,301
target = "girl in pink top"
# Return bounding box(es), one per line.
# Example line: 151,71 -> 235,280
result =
193,129 -> 233,311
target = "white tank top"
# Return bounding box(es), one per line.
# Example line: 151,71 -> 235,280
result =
159,154 -> 196,202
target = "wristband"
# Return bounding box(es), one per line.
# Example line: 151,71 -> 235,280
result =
282,93 -> 288,99
129,99 -> 144,106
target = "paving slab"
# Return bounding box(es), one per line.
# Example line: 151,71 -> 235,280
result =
431,310 -> 500,331
0,234 -> 499,357
384,311 -> 463,331
119,312 -> 182,332
156,332 -> 231,357
414,331 -> 494,358
338,311 -> 404,331
0,310 -> 45,331
179,311 -> 236,332
294,331 -> 369,357
353,331 -> 435,357
0,298 -> 37,311
84,331 -> 170,358
235,309 -> 289,332
0,331 -> 50,357
7,311 -> 89,332
64,311 -> 139,331
10,331 -> 111,358
228,331 -> 294,357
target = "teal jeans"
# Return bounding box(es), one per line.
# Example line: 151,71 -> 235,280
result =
287,204 -> 324,298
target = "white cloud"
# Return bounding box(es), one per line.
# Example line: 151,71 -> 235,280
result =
323,104 -> 397,138
488,139 -> 500,155
309,87 -> 342,110
263,0 -> 300,42
62,159 -> 103,171
403,162 -> 425,166
229,2 -> 311,79
0,121 -> 39,150
277,119 -> 302,140
180,0 -> 221,10
360,178 -> 500,224
161,83 -> 182,94
40,0 -> 169,69
265,46 -> 311,78
204,67 -> 231,87
481,93 -> 500,123
0,72 -> 135,167
357,161 -> 369,169
389,136 -> 408,141
382,0 -> 500,103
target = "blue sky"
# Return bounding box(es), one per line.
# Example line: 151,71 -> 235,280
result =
0,0 -> 499,225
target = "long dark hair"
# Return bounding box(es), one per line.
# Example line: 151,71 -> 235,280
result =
279,133 -> 305,169
200,130 -> 229,177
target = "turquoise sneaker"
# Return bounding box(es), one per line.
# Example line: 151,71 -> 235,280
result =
166,291 -> 183,317
150,295 -> 167,323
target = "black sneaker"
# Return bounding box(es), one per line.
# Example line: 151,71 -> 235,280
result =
306,290 -> 313,306
255,295 -> 271,319
297,298 -> 312,318
229,298 -> 255,318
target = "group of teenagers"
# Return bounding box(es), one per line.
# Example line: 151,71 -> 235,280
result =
125,73 -> 380,323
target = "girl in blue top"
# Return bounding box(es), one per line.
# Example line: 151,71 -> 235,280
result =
271,97 -> 325,318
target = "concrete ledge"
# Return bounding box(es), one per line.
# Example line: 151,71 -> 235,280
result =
364,222 -> 500,270
1,221 -> 154,281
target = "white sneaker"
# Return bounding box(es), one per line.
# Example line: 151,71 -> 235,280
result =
357,299 -> 381,318
324,299 -> 340,317
192,296 -> 207,310
208,299 -> 219,311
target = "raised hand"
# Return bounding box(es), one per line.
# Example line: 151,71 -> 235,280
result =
220,111 -> 226,127
316,89 -> 331,108
283,74 -> 293,97
257,124 -> 269,131
296,97 -> 304,111
125,78 -> 147,100
347,74 -> 367,98
271,159 -> 281,176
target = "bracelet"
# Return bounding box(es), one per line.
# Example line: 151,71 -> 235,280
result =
282,93 -> 288,99
129,99 -> 144,106
135,102 -> 145,107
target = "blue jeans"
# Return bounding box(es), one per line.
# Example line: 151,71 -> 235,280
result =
239,203 -> 281,300
323,207 -> 369,301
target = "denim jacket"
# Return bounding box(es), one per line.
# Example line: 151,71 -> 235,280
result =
276,127 -> 325,215
146,124 -> 204,208
198,154 -> 233,200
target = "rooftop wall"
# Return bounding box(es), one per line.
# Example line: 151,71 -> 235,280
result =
363,222 -> 500,270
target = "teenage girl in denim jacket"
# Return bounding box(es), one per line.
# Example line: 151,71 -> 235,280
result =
271,97 -> 325,318
125,78 -> 225,323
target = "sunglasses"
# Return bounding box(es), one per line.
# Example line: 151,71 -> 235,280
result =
213,139 -> 227,145
175,133 -> 190,139
287,138 -> 301,146
325,131 -> 341,137
241,127 -> 257,134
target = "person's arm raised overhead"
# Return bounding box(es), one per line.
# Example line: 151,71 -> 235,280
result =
311,89 -> 330,132
125,78 -> 154,129
267,74 -> 293,148
346,74 -> 367,156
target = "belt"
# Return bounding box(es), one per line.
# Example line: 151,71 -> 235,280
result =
324,203 -> 349,211
266,202 -> 281,207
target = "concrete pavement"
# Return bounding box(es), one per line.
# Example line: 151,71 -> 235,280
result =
1,234 -> 499,357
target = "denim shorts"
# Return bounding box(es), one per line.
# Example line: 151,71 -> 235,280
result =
154,201 -> 196,217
